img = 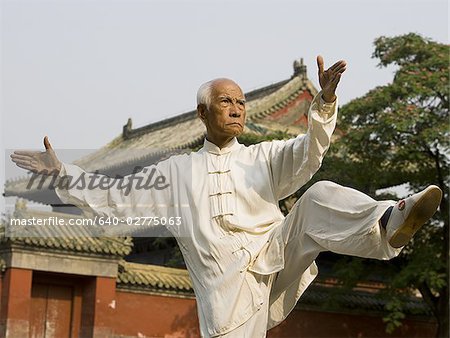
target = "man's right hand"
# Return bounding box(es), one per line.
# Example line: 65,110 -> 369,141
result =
10,136 -> 62,175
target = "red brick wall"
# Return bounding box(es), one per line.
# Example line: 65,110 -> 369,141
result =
112,290 -> 437,338
114,289 -> 200,338
81,276 -> 117,338
0,268 -> 33,337
0,269 -> 437,337
268,309 -> 437,338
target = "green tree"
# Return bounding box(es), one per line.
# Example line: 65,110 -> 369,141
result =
313,33 -> 449,337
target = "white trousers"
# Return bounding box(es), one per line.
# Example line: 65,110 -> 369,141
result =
218,181 -> 401,338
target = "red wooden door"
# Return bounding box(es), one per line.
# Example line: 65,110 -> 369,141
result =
30,283 -> 74,338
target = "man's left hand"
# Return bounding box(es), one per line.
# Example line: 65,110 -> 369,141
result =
317,55 -> 347,103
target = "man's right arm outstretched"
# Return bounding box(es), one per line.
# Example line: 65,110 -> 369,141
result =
10,136 -> 173,230
11,136 -> 62,176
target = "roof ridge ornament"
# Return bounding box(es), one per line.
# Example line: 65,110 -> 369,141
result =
15,198 -> 27,210
123,118 -> 133,139
293,58 -> 307,78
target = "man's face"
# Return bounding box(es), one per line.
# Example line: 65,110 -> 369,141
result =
198,79 -> 246,146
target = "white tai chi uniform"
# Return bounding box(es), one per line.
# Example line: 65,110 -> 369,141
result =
55,91 -> 402,338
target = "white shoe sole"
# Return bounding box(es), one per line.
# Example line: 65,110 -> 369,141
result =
388,186 -> 443,248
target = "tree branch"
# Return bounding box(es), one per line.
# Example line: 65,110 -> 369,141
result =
418,282 -> 439,315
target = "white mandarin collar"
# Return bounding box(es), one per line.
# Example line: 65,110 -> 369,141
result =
202,137 -> 241,155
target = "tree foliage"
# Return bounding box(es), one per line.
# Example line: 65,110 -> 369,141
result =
313,33 -> 449,336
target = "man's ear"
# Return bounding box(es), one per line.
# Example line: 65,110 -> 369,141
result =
197,104 -> 207,123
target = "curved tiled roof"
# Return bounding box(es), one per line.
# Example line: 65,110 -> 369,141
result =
117,260 -> 193,295
5,63 -> 316,202
73,76 -> 314,173
119,77 -> 291,142
1,200 -> 133,257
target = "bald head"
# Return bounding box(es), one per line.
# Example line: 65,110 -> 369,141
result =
197,78 -> 243,109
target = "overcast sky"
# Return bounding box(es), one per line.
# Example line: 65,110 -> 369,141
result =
1,0 -> 448,213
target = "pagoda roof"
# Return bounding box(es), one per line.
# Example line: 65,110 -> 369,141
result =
5,59 -> 317,203
117,260 -> 193,296
1,199 -> 133,257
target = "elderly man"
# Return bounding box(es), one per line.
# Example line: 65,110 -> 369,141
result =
11,56 -> 442,338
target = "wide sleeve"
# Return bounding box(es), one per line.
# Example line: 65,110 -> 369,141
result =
268,91 -> 337,200
54,160 -> 173,222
